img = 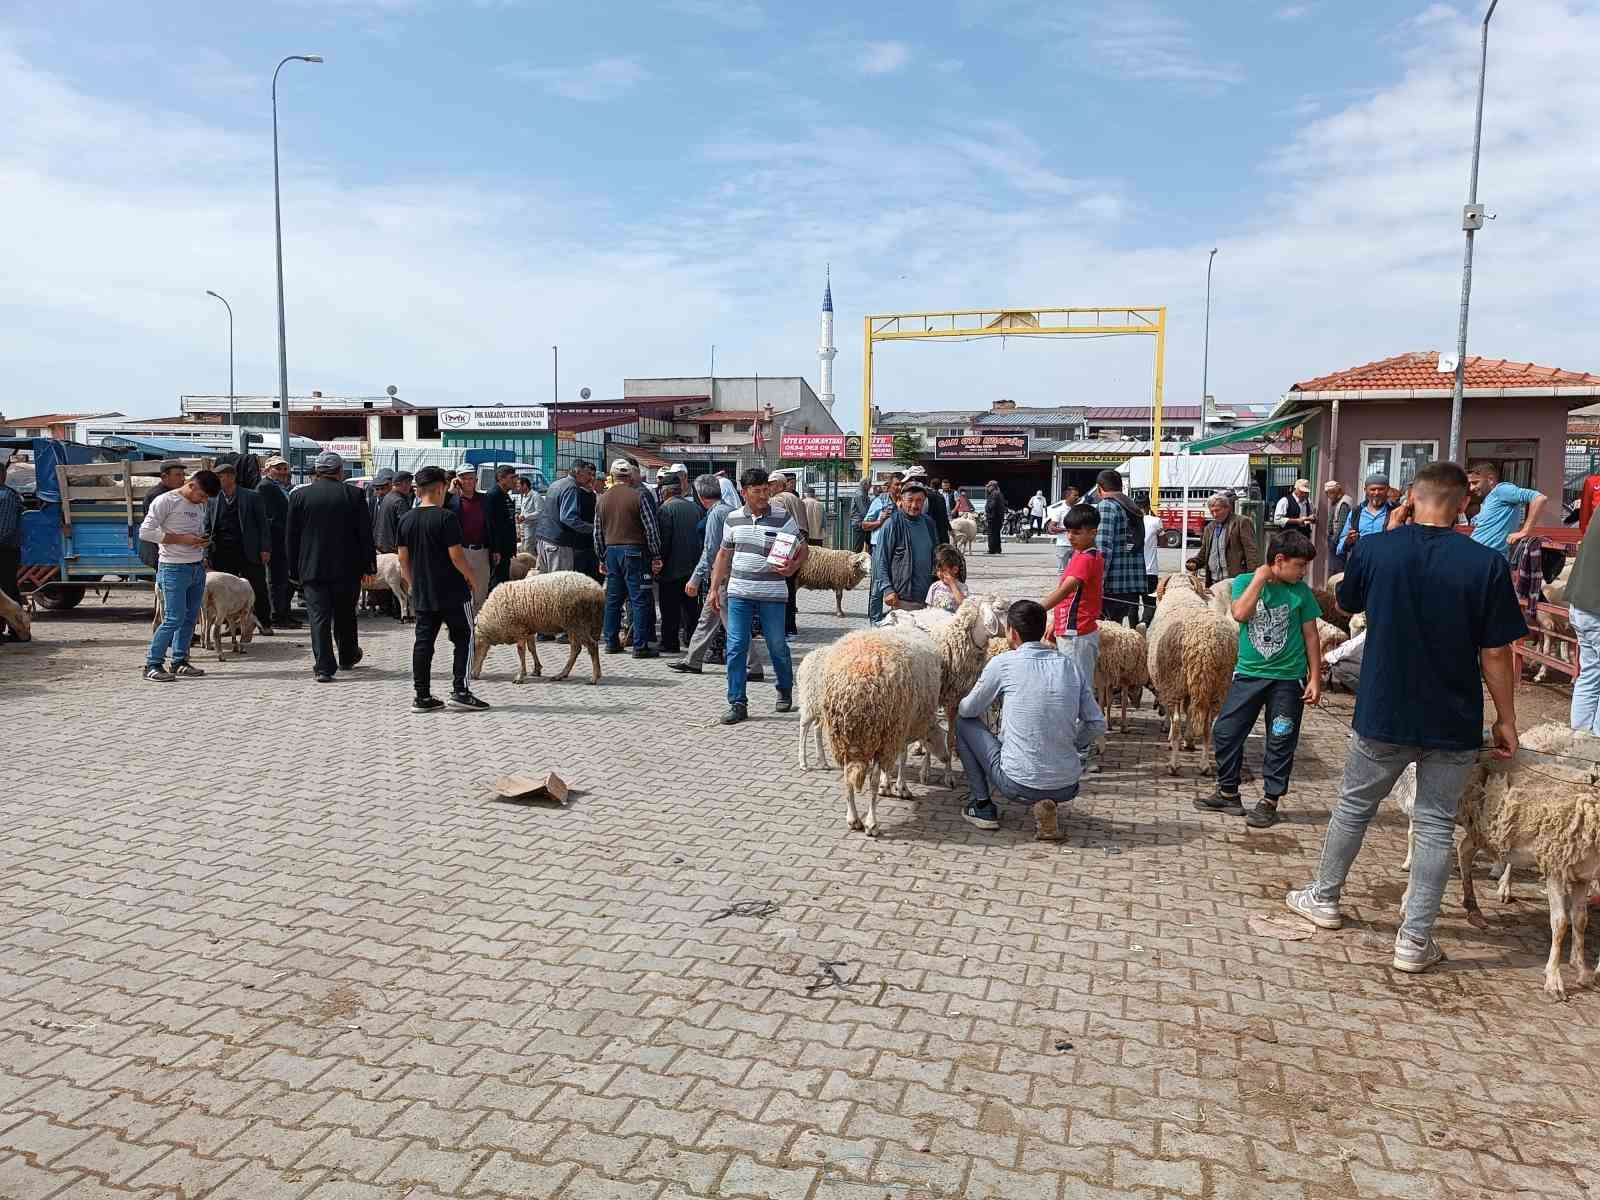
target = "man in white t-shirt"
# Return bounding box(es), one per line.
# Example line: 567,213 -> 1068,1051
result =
1139,496 -> 1162,626
139,469 -> 223,682
1043,484 -> 1082,573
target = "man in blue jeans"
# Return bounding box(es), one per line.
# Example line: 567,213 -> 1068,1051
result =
138,468 -> 223,681
707,466 -> 808,725
593,458 -> 663,659
1285,462 -> 1527,973
955,599 -> 1105,840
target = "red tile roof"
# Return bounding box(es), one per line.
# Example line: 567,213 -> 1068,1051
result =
4,410 -> 123,426
1293,352 -> 1600,392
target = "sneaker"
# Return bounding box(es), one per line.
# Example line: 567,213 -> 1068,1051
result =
450,691 -> 491,711
1033,799 -> 1061,842
1245,799 -> 1282,828
668,661 -> 702,675
631,647 -> 660,660
314,673 -> 334,683
1393,933 -> 1446,974
720,703 -> 749,726
747,669 -> 765,682
775,691 -> 794,713
143,665 -> 174,682
963,801 -> 1001,831
412,695 -> 445,714
605,642 -> 626,654
1284,886 -> 1343,931
1193,792 -> 1245,816
170,662 -> 206,678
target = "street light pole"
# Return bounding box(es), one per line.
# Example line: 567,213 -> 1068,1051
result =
1448,0 -> 1500,463
1200,247 -> 1218,442
205,290 -> 235,427
552,345 -> 558,408
272,53 -> 323,467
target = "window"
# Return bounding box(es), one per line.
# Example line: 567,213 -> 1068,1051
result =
1359,440 -> 1436,487
1466,439 -> 1537,489
379,414 -> 403,440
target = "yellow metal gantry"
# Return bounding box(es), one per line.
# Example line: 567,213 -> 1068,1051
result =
860,305 -> 1168,503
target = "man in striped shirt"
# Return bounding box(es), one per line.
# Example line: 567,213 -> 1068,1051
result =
708,466 -> 809,725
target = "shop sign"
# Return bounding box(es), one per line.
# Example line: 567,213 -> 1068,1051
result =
780,433 -> 894,460
936,434 -> 1029,460
437,406 -> 550,432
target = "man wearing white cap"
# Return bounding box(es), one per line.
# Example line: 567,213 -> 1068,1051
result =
286,451 -> 375,682
257,457 -> 300,627
1274,478 -> 1315,540
445,464 -> 493,614
593,458 -> 663,657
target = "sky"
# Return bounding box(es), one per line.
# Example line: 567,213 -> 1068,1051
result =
4,1 -> 1600,425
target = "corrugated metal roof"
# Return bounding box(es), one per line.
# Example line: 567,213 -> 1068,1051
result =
974,406 -> 1086,424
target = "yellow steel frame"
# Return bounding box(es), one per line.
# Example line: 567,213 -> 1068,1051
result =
861,306 -> 1168,503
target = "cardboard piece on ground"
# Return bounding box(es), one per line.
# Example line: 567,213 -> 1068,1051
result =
491,773 -> 569,805
1247,914 -> 1313,941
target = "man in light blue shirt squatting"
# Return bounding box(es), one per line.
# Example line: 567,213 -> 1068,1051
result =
1466,461 -> 1547,559
1337,474 -> 1396,561
955,599 -> 1107,841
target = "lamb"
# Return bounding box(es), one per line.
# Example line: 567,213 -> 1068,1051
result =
796,547 -> 872,616
1533,577 -> 1571,684
1094,621 -> 1147,732
796,644 -> 832,770
509,552 -> 538,581
817,628 -> 943,837
198,571 -> 257,660
893,596 -> 1006,768
1149,571 -> 1236,776
950,516 -> 978,552
469,571 -> 605,684
0,588 -> 31,643
373,552 -> 413,621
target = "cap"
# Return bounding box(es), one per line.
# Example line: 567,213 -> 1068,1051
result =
768,468 -> 788,480
373,467 -> 396,484
214,461 -> 236,474
263,456 -> 289,469
1323,479 -> 1341,491
1364,472 -> 1390,488
1295,478 -> 1310,490
455,463 -> 476,476
669,463 -> 687,474
609,458 -> 635,477
901,479 -> 928,494
656,467 -> 672,481
158,458 -> 186,472
902,465 -> 927,479
314,450 -> 344,472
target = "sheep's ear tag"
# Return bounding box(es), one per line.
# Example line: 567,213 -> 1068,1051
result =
491,773 -> 569,806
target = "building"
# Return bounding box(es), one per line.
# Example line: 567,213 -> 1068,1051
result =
629,375 -> 842,478
1274,352 -> 1600,507
0,411 -> 124,439
1083,403 -> 1248,441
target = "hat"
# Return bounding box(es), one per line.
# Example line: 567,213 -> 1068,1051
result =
314,450 -> 344,472
157,458 -> 186,472
656,467 -> 672,481
263,456 -> 289,469
901,478 -> 928,494
1294,478 -> 1310,490
1364,472 -> 1389,488
669,462 -> 687,474
768,468 -> 788,480
214,461 -> 236,474
373,467 -> 396,485
1323,479 -> 1341,491
609,458 -> 636,477
455,463 -> 476,476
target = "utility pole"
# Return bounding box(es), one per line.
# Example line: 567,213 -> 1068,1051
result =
1449,0 -> 1500,462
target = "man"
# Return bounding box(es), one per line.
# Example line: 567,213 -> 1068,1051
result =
863,474 -> 904,621
204,461 -> 273,635
286,451 -> 375,683
708,466 -> 807,725
872,478 -> 938,616
366,468 -> 395,531
0,459 -> 25,642
955,599 -> 1106,838
801,484 -> 826,550
139,468 -> 223,681
1196,491 -> 1262,587
375,471 -> 414,555
513,475 -> 541,554
1565,504 -> 1600,735
848,480 -> 872,553
398,466 -> 489,712
138,459 -> 187,572
255,457 -> 301,629
1285,462 -> 1527,974
923,472 -> 951,547
446,465 -> 493,613
1324,480 -> 1353,577
1092,469 -> 1148,625
769,470 -> 809,635
1467,461 -> 1548,559
1274,478 -> 1315,539
483,464 -> 520,592
656,475 -> 705,654
1027,488 -> 1048,535
593,459 -> 663,658
1139,496 -> 1162,627
1044,484 -> 1084,575
534,461 -> 597,575
673,474 -> 768,679
983,480 -> 1005,555
1337,474 -> 1396,560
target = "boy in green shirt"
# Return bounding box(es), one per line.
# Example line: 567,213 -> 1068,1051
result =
1194,531 -> 1322,828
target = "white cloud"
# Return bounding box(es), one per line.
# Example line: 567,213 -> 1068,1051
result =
507,55 -> 648,101
1274,3 -> 1316,19
852,40 -> 911,76
666,0 -> 765,29
1060,3 -> 1243,87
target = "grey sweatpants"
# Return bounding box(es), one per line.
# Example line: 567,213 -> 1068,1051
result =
683,583 -> 765,672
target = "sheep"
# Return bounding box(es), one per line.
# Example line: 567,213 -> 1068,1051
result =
796,547 -> 872,616
0,588 -> 31,643
1349,611 -> 1368,636
197,571 -> 257,661
950,516 -> 978,552
1094,621 -> 1147,732
373,552 -> 413,622
796,645 -> 832,770
1533,577 -> 1571,684
1149,571 -> 1236,776
509,552 -> 538,581
890,597 -> 1007,771
469,571 -> 605,684
817,628 -> 943,837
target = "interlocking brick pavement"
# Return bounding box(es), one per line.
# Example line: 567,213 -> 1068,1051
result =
6,541 -> 1600,1199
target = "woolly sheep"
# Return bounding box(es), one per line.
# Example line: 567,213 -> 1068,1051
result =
469,571 -> 605,684
1094,621 -> 1147,733
373,552 -> 414,621
894,596 -> 1006,770
1348,611 -> 1368,636
1149,571 -> 1235,776
797,645 -> 832,771
950,516 -> 978,552
509,552 -> 538,581
0,588 -> 31,643
1534,577 -> 1571,683
796,547 -> 872,616
198,571 -> 257,661
818,628 -> 943,837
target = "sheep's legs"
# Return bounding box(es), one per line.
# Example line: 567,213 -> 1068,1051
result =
1167,703 -> 1184,776
844,764 -> 865,832
798,723 -> 810,770
863,760 -> 882,838
513,641 -> 529,685
834,589 -> 844,617
553,639 -> 581,682
1458,833 -> 1487,929
587,641 -> 601,684
1401,819 -> 1414,872
470,639 -> 490,680
1544,875 -> 1571,1000
1496,857 -> 1513,904
1570,880 -> 1593,989
1198,700 -> 1219,777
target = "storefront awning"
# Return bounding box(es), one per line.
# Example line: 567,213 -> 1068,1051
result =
1185,409 -> 1314,453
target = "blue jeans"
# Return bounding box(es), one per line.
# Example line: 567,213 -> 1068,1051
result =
602,546 -> 649,649
1571,605 -> 1600,735
725,596 -> 793,705
147,561 -> 205,668
955,716 -> 1080,808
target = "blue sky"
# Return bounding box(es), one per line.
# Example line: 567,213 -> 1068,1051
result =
5,1 -> 1600,423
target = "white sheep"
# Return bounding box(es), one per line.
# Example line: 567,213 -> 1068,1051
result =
890,596 -> 1006,773
1094,621 -> 1147,733
1534,577 -> 1571,684
796,547 -> 872,616
796,645 -> 832,771
509,552 -> 538,581
1149,571 -> 1236,776
818,628 -> 943,837
0,588 -> 32,643
469,571 -> 605,684
950,516 -> 978,553
198,571 -> 257,660
373,552 -> 413,621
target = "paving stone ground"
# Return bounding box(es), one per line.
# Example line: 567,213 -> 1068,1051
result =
5,540 -> 1598,1200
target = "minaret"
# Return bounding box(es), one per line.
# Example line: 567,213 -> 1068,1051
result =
818,265 -> 836,411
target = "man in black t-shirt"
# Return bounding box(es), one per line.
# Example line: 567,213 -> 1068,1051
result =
398,467 -> 491,713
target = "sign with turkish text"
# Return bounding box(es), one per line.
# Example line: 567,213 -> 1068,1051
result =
778,433 -> 894,460
437,407 -> 550,432
936,434 -> 1029,460
321,439 -> 365,457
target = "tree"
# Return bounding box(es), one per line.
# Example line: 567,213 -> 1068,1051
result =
892,430 -> 925,467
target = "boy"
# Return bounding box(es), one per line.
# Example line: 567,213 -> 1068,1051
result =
398,466 -> 491,713
1195,531 -> 1321,828
1038,505 -> 1104,690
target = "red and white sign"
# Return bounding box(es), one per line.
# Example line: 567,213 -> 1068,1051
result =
779,433 -> 895,460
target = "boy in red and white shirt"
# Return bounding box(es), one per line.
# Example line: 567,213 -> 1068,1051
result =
1039,505 -> 1105,694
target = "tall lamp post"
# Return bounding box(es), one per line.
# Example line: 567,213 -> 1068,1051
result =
1448,0 -> 1500,462
272,53 -> 323,467
1200,247 -> 1218,441
552,345 -> 558,408
204,290 -> 235,427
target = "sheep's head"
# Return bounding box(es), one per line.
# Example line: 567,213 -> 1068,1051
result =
959,594 -> 1005,649
1156,572 -> 1205,602
849,551 -> 871,580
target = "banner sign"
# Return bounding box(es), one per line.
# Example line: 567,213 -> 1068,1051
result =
438,407 -> 550,432
936,434 -> 1028,460
780,433 -> 895,460
321,439 -> 365,457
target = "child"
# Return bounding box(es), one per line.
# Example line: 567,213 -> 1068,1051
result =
1038,505 -> 1104,691
925,545 -> 968,612
1194,532 -> 1322,828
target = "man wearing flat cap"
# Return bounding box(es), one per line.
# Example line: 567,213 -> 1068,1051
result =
257,457 -> 300,628
1337,474 -> 1397,560
205,460 -> 274,634
286,451 -> 376,682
